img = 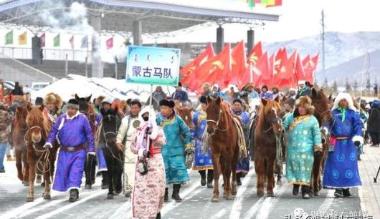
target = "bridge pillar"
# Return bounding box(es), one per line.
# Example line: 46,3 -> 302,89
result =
247,29 -> 255,55
216,25 -> 224,54
90,13 -> 103,78
133,20 -> 142,45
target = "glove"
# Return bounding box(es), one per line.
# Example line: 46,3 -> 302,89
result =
354,141 -> 361,147
185,143 -> 194,154
43,143 -> 53,149
88,152 -> 96,158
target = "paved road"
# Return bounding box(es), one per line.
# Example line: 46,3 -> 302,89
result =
0,159 -> 369,219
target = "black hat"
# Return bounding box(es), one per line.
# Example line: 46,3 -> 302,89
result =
199,96 -> 207,104
67,99 -> 79,109
233,99 -> 243,105
35,97 -> 44,106
159,99 -> 175,108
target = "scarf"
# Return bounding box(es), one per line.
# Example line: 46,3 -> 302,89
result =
338,107 -> 346,122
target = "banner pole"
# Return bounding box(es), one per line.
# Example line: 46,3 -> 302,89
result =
150,84 -> 153,106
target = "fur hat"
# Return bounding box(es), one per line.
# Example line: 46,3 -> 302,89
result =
44,93 -> 63,109
295,96 -> 314,114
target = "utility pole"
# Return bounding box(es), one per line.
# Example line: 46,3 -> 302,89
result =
321,10 -> 326,73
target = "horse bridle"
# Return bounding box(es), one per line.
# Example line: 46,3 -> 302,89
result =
206,109 -> 228,133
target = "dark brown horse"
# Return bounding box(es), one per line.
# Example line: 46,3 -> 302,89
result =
205,96 -> 240,202
25,106 -> 58,202
10,100 -> 29,186
310,88 -> 332,196
75,94 -> 99,189
253,98 -> 282,197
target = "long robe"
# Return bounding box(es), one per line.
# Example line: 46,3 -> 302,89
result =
323,109 -> 363,188
46,112 -> 95,191
192,110 -> 213,171
283,114 -> 321,185
157,114 -> 191,184
233,111 -> 250,174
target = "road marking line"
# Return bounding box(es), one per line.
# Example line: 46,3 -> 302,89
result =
317,189 -> 334,215
254,184 -> 287,219
161,182 -> 203,216
17,198 -> 66,218
242,198 -> 265,219
228,169 -> 255,219
35,190 -> 107,219
211,209 -> 227,219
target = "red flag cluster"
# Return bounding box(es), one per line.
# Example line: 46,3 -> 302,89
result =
181,42 -> 319,92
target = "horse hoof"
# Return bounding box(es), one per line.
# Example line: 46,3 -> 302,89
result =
43,194 -> 51,200
23,181 -> 29,186
314,191 -> 320,196
225,195 -> 234,200
26,197 -> 34,202
267,192 -> 275,197
85,184 -> 92,190
41,182 -> 45,187
211,197 -> 219,202
107,194 -> 114,200
257,191 -> 265,197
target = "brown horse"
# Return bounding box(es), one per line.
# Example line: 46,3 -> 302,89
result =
310,88 -> 332,196
25,106 -> 57,202
253,98 -> 282,197
205,96 -> 240,202
11,100 -> 29,186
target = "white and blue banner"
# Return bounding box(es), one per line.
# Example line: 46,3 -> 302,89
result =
126,46 -> 181,86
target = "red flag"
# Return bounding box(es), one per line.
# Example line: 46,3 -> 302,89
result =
248,42 -> 263,64
181,43 -> 214,86
252,52 -> 269,87
106,37 -> 113,49
283,51 -> 297,88
295,53 -> 305,83
303,54 -> 319,83
40,33 -> 45,47
267,0 -> 282,7
231,41 -> 247,87
190,44 -> 231,92
69,35 -> 74,49
272,48 -> 288,88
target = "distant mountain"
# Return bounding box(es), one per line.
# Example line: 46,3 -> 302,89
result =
264,31 -> 380,70
316,49 -> 380,85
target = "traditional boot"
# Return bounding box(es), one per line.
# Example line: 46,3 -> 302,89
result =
301,186 -> 311,199
236,173 -> 242,186
164,188 -> 169,202
156,212 -> 161,219
292,184 -> 300,196
343,188 -> 351,197
101,171 -> 109,190
334,189 -> 344,198
199,170 -> 206,186
69,189 -> 79,202
172,184 -> 182,202
207,170 -> 214,188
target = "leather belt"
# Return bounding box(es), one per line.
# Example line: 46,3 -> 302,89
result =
61,144 -> 85,152
335,136 -> 349,140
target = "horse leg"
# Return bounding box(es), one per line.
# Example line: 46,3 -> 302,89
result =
43,159 -> 52,200
211,153 -> 221,202
15,149 -> 23,182
312,153 -> 322,196
224,162 -> 233,200
26,157 -> 35,202
23,149 -> 29,186
255,157 -> 265,197
267,158 -> 276,197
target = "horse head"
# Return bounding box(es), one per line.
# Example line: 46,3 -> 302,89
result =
26,105 -> 47,145
310,88 -> 332,126
205,96 -> 223,135
175,102 -> 194,129
101,109 -> 118,146
259,97 -> 282,135
75,94 -> 92,114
